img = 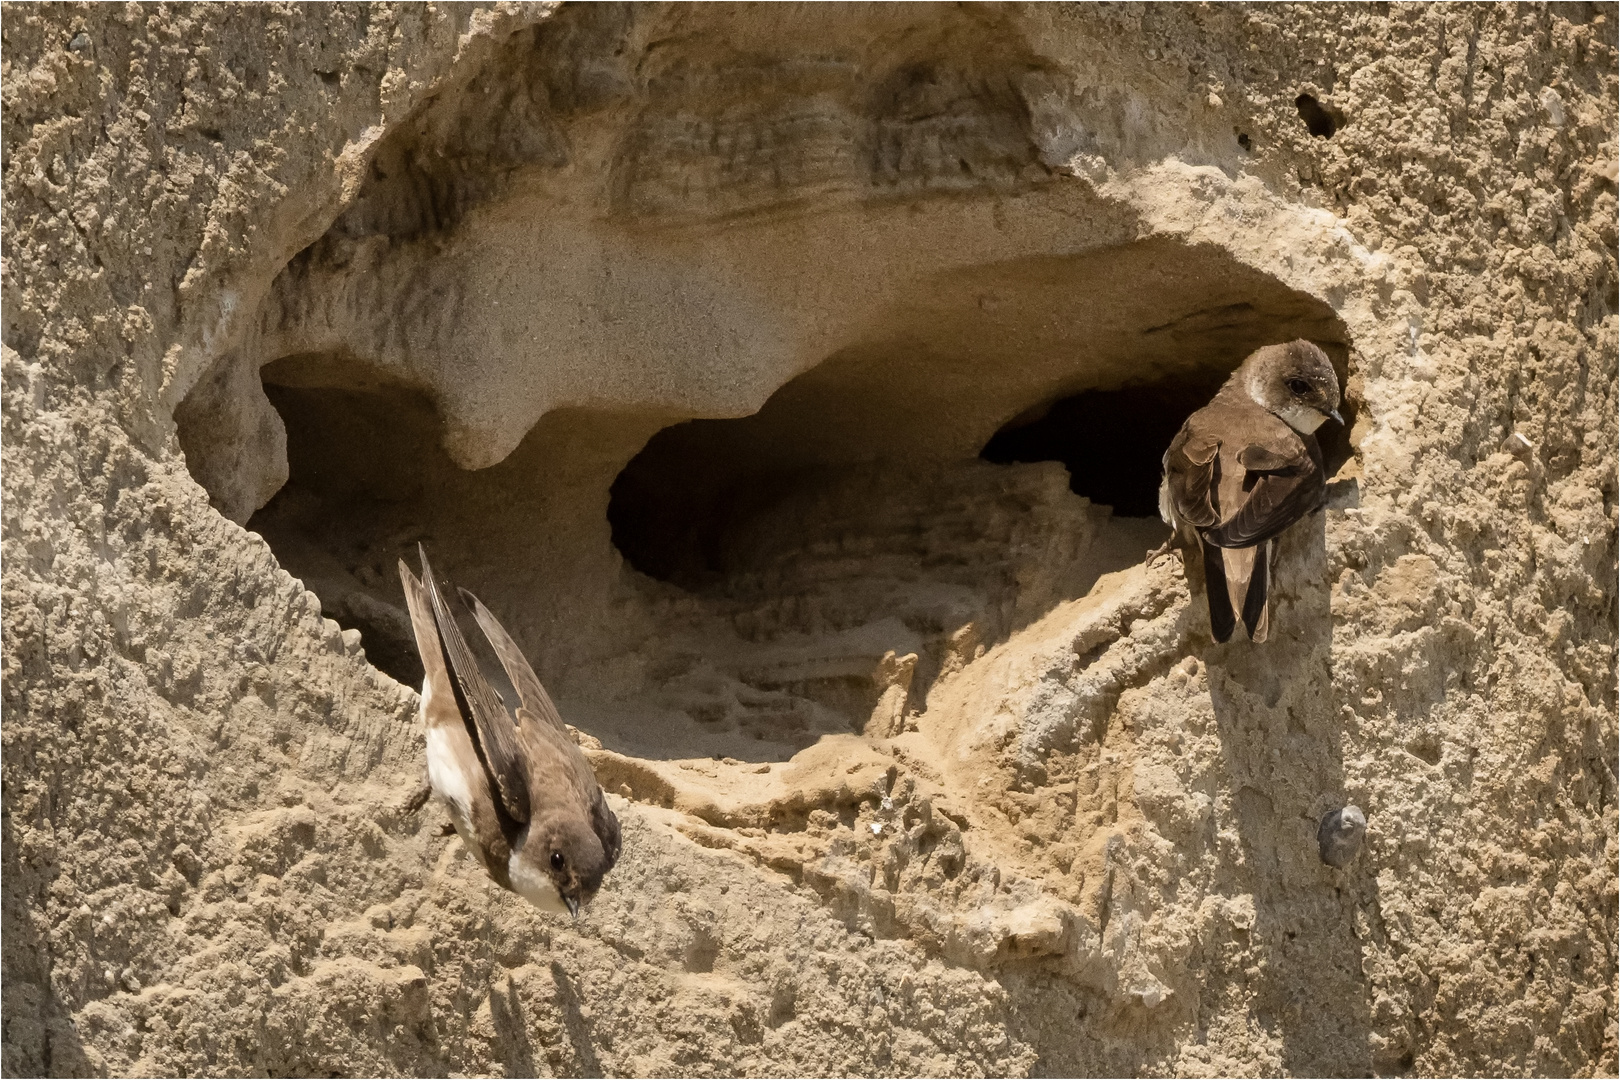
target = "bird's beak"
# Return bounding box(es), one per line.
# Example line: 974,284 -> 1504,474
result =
1328,409 -> 1345,425
564,896 -> 580,920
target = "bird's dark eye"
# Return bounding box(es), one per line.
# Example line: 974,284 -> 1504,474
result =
550,852 -> 564,871
1286,378 -> 1312,396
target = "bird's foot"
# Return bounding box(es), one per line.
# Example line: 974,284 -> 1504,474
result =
1145,539 -> 1176,568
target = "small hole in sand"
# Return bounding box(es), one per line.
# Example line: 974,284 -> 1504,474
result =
1295,94 -> 1339,138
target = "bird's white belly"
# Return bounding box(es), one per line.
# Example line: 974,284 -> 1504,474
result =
422,681 -> 484,864
1158,475 -> 1176,527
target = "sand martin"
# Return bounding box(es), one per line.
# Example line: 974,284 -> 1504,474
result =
1318,804 -> 1367,867
399,546 -> 620,915
1155,340 -> 1342,643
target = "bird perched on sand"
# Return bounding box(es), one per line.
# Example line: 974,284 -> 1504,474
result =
1154,340 -> 1343,643
399,546 -> 619,916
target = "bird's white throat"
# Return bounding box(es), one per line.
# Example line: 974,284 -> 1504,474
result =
1273,402 -> 1329,434
508,851 -> 571,914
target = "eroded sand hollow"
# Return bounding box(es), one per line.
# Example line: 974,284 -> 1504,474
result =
3,4 -> 1616,1076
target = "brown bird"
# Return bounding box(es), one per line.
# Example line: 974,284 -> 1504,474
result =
1317,804 -> 1367,867
399,546 -> 620,915
1155,340 -> 1343,643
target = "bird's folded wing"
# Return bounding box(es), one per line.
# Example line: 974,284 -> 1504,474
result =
458,586 -> 622,868
399,564 -> 450,717
399,561 -> 516,877
591,788 -> 622,870
1165,427 -> 1222,528
515,705 -> 606,794
1200,541 -> 1237,644
1202,448 -> 1324,549
418,546 -> 532,823
1237,444 -> 1296,472
459,587 -> 572,737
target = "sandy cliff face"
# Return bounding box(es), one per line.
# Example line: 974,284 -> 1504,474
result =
3,3 -> 1615,1075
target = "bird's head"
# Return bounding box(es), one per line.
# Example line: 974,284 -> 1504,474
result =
1333,805 -> 1367,837
508,815 -> 611,918
1243,340 -> 1343,434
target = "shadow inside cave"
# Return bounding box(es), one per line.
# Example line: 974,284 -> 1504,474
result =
247,369 -> 1165,765
211,233 -> 1349,768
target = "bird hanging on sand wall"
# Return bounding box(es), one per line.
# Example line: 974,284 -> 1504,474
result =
399,546 -> 620,915
1153,339 -> 1343,643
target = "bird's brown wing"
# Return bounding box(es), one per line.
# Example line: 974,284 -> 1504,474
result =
398,560 -> 514,880
592,790 -> 622,870
1240,538 -> 1272,642
417,546 -> 532,824
1237,444 -> 1295,473
1200,541 -> 1237,643
1164,421 -> 1222,529
458,587 -> 571,737
1202,438 -> 1325,550
513,707 -> 597,799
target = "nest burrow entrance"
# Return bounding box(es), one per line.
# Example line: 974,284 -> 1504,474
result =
177,239 -> 1349,756
168,2 -> 1356,757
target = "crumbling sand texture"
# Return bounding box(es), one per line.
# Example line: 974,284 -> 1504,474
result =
3,3 -> 1616,1076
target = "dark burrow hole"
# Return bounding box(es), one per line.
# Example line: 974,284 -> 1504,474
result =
979,376 -> 1231,518
607,422 -> 795,589
248,378 -> 436,689
223,339 -> 1355,765
1295,94 -> 1340,138
606,405 -> 1160,594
